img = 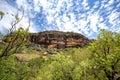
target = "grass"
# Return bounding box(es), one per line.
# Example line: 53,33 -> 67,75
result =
13,47 -> 91,63
14,53 -> 40,62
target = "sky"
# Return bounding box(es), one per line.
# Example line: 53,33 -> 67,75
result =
0,0 -> 120,39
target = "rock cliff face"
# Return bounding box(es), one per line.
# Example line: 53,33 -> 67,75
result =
29,31 -> 92,48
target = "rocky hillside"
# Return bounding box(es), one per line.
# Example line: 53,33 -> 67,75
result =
29,30 -> 92,48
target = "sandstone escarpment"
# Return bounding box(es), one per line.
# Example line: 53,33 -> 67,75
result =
29,31 -> 92,48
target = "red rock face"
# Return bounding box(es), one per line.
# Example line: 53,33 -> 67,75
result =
29,31 -> 92,48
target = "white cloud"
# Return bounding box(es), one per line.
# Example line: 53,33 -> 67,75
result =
64,22 -> 74,31
68,13 -> 75,22
0,0 -> 16,14
88,14 -> 99,32
0,0 -> 16,30
38,0 -> 48,10
0,0 -> 37,33
117,2 -> 120,8
108,11 -> 119,24
93,1 -> 100,9
56,17 -> 62,29
78,20 -> 87,29
98,23 -> 107,29
0,0 -> 120,39
82,0 -> 88,8
108,0 -> 114,5
46,15 -> 54,24
62,14 -> 70,22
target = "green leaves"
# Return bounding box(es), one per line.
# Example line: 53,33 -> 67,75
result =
0,11 -> 5,15
89,29 -> 120,80
0,11 -> 5,20
0,55 -> 30,80
15,14 -> 20,21
48,54 -> 74,80
0,27 -> 30,58
0,32 -> 3,41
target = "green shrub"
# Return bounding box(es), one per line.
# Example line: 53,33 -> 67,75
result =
0,55 -> 30,80
26,57 -> 45,79
89,30 -> 120,80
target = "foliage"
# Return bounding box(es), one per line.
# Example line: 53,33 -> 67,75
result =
0,31 -> 3,41
0,55 -> 30,80
0,11 -> 5,20
26,57 -> 45,79
49,53 -> 74,80
0,8 -> 30,58
0,11 -> 5,15
35,53 -> 74,80
89,29 -> 120,80
36,53 -> 94,80
0,11 -> 120,80
0,28 -> 29,58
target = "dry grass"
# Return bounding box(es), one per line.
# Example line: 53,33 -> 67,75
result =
14,53 -> 40,62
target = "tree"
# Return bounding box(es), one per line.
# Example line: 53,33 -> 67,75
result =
26,57 -> 45,79
35,53 -> 75,80
49,53 -> 74,80
0,8 -> 30,58
0,28 -> 29,57
89,29 -> 120,80
0,55 -> 30,80
0,31 -> 3,41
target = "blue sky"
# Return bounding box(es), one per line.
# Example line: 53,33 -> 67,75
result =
0,0 -> 120,39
